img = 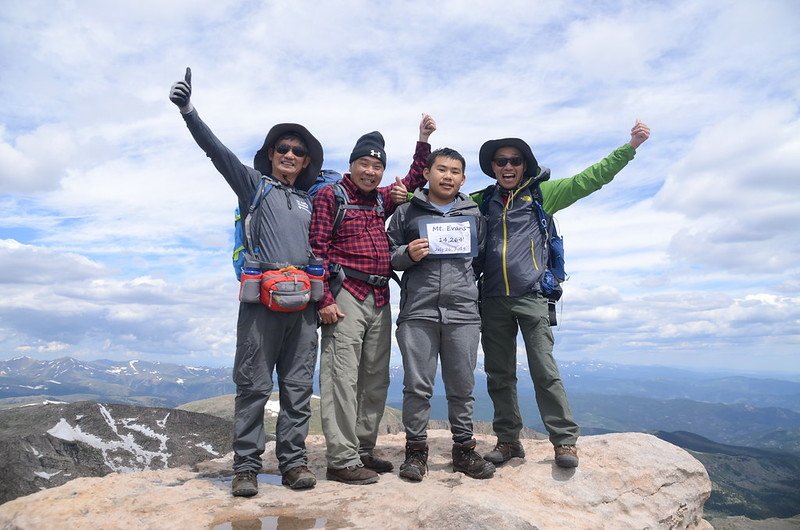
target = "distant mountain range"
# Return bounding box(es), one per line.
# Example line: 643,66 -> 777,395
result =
0,356 -> 233,408
4,356 -> 799,454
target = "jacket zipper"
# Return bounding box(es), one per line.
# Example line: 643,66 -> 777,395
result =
530,240 -> 540,271
500,178 -> 534,296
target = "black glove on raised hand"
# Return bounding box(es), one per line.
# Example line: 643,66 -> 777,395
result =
169,67 -> 193,113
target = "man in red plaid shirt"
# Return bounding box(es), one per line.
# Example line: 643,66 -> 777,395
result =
310,114 -> 436,485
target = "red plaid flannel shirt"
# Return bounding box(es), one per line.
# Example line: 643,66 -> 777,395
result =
310,141 -> 431,308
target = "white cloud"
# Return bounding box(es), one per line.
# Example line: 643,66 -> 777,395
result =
0,0 -> 798,372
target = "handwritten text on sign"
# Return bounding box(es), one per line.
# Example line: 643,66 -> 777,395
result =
427,221 -> 472,255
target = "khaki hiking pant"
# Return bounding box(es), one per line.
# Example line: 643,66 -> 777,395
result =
319,289 -> 391,469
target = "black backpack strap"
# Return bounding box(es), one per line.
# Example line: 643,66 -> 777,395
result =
478,184 -> 495,216
331,182 -> 386,236
331,182 -> 349,236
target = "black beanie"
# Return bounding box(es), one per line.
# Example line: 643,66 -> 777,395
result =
349,131 -> 386,168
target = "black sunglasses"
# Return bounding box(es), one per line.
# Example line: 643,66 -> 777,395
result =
274,144 -> 308,157
493,156 -> 524,167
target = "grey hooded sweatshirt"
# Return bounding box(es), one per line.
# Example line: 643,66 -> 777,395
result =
387,189 -> 486,325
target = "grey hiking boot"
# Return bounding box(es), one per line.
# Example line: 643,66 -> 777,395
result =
483,440 -> 526,465
452,439 -> 496,479
360,453 -> 394,473
399,441 -> 428,482
554,444 -> 579,468
281,465 -> 316,489
231,470 -> 258,497
326,465 -> 379,485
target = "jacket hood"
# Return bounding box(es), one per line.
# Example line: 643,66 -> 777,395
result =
253,123 -> 323,191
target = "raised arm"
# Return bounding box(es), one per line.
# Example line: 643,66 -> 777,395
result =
541,120 -> 651,215
381,113 -> 435,214
169,67 -> 257,202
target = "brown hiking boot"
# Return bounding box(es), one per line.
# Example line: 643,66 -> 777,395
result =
483,440 -> 526,465
399,441 -> 428,482
360,453 -> 394,473
554,444 -> 579,468
231,470 -> 258,497
281,465 -> 316,489
326,465 -> 379,485
452,439 -> 495,479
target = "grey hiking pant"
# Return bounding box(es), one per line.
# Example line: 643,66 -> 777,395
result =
481,292 -> 579,446
319,290 -> 391,469
232,302 -> 318,474
397,320 -> 479,444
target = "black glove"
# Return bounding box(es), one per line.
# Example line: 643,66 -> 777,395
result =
169,67 -> 193,112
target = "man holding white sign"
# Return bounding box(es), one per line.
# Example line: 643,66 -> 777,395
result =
387,147 -> 493,482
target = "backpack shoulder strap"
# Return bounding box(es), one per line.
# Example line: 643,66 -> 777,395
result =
529,181 -> 549,239
330,182 -> 386,236
477,184 -> 496,216
331,182 -> 349,235
243,176 -> 275,255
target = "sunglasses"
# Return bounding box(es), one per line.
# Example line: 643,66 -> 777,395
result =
493,156 -> 524,167
274,144 -> 308,157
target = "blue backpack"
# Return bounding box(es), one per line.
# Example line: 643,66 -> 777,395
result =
233,170 -> 384,279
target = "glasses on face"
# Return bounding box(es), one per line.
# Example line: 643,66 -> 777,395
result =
493,156 -> 524,167
274,144 -> 308,157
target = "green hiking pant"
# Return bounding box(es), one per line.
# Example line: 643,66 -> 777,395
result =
481,292 -> 579,446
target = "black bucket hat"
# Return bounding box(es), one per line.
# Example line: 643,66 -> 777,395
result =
478,138 -> 539,179
253,123 -> 323,191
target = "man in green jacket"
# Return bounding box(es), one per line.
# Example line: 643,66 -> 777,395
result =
472,121 -> 650,468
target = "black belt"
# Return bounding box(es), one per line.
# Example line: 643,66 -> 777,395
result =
340,266 -> 390,287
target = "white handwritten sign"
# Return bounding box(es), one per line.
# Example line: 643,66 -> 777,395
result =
417,217 -> 478,258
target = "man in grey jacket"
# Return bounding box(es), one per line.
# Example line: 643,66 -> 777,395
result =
169,68 -> 321,496
387,148 -> 495,481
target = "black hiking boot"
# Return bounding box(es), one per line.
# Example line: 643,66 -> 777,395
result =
483,440 -> 526,465
452,439 -> 495,479
399,441 -> 428,482
231,470 -> 258,497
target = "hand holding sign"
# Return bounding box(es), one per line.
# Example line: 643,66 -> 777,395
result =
407,238 -> 429,262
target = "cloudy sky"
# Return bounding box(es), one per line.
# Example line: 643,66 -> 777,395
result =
1,0 -> 798,374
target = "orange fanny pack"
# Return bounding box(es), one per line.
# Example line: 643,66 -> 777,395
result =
259,268 -> 311,312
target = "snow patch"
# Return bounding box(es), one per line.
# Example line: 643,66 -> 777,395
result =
34,470 -> 62,480
156,412 -> 170,429
195,442 -> 219,456
46,404 -> 172,473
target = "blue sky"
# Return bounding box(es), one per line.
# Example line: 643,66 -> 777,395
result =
0,0 -> 798,373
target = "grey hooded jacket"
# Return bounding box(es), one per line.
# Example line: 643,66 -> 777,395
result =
387,189 -> 486,325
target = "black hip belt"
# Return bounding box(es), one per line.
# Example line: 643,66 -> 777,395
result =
340,265 -> 390,287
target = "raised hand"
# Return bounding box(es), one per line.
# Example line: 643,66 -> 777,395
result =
390,176 -> 409,205
630,119 -> 650,149
419,113 -> 437,143
169,67 -> 193,112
